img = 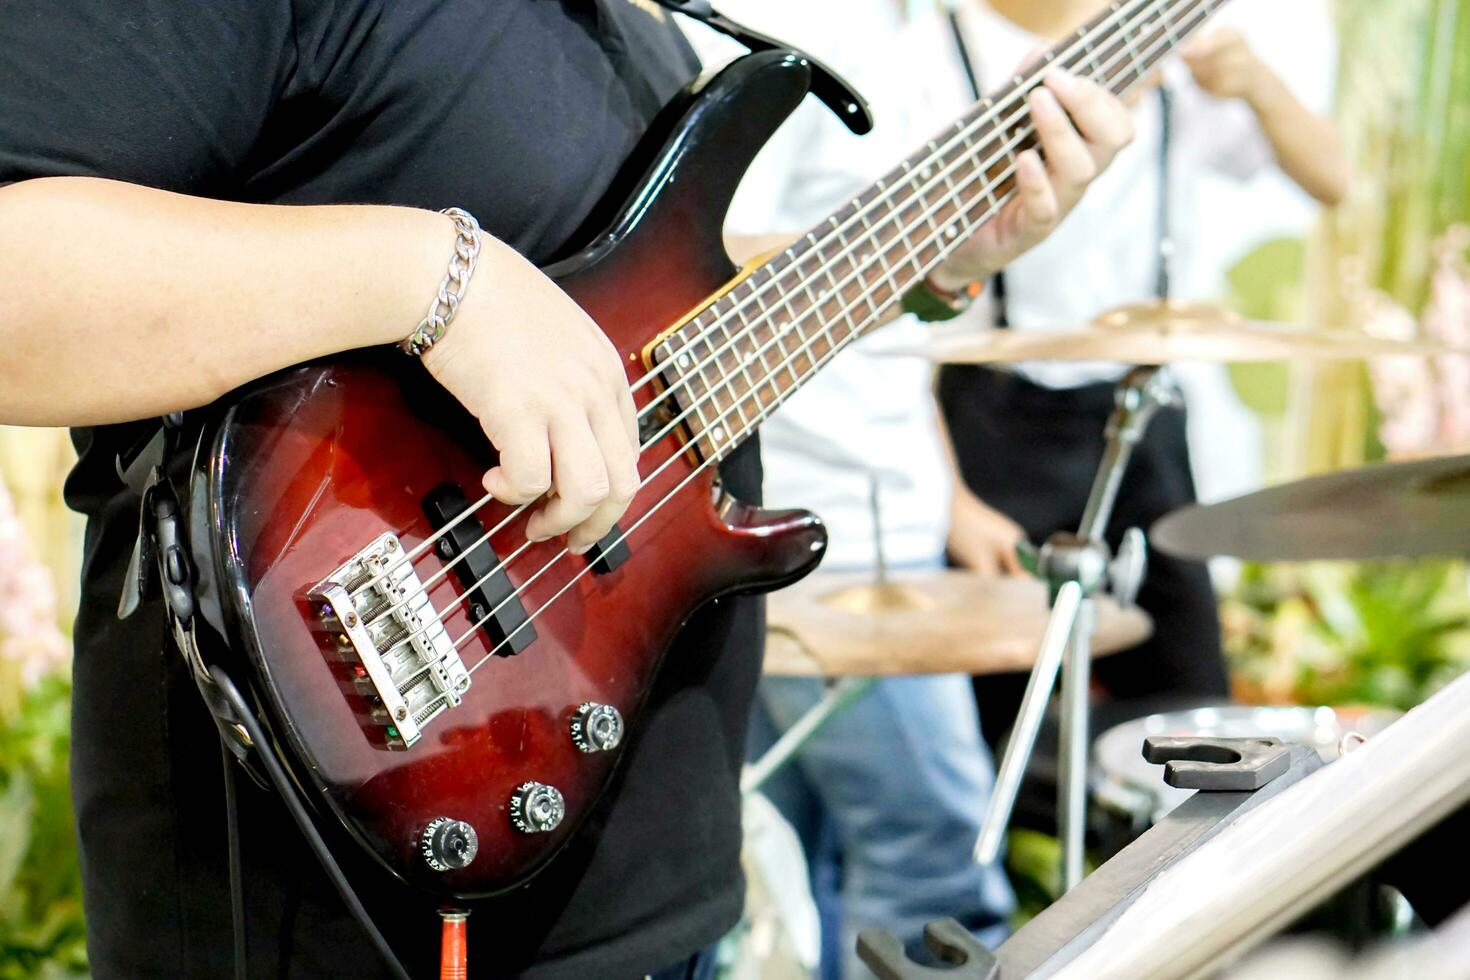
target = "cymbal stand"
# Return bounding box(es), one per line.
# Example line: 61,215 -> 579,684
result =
974,365 -> 1174,892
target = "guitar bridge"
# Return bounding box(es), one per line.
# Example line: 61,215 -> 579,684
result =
308,532 -> 470,749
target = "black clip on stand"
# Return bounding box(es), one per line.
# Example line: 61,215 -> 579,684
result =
974,366 -> 1178,892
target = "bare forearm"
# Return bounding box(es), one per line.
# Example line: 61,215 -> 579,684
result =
1247,70 -> 1351,206
0,177 -> 455,426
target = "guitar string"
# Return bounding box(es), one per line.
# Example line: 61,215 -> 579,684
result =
358,0 -> 1185,630
450,0 -> 1216,671
375,0 -> 1205,643
349,0 -> 1171,598
370,0 -> 1202,645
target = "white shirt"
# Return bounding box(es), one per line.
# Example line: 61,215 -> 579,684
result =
949,2 -> 1281,389
684,0 -> 967,569
946,0 -> 1336,501
681,0 -> 1337,562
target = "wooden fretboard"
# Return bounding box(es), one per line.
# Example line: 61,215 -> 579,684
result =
653,0 -> 1228,460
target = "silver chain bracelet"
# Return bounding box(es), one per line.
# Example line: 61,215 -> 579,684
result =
399,207 -> 483,356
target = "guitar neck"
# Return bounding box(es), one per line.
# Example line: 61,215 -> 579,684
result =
655,0 -> 1227,461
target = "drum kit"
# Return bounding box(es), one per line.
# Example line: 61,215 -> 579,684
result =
741,293 -> 1470,965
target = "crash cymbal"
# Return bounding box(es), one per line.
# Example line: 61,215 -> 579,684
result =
764,569 -> 1153,677
1152,453 -> 1470,561
891,300 -> 1460,365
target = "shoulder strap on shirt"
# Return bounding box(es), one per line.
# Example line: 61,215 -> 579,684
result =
944,7 -> 1176,321
651,0 -> 875,134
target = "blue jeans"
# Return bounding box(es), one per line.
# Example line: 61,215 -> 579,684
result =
751,672 -> 1015,980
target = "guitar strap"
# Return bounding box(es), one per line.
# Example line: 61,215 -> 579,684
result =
652,0 -> 876,134
113,418 -> 412,980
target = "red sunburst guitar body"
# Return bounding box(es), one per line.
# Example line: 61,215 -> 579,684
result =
186,52 -> 828,900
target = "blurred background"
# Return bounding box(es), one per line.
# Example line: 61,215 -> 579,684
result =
2,0 -> 1468,975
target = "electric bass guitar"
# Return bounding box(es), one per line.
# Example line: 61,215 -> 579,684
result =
183,0 -> 1227,898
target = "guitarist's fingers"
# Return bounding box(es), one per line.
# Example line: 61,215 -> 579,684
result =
483,420 -> 553,505
1043,70 -> 1135,169
566,406 -> 640,554
1009,151 -> 1060,240
1027,86 -> 1095,210
525,413 -> 609,546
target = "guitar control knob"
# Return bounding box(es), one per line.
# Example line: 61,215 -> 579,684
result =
420,817 -> 479,872
509,781 -> 566,835
570,702 -> 624,754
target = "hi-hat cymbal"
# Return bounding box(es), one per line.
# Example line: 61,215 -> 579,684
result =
891,300 -> 1460,365
764,569 -> 1153,678
1152,453 -> 1470,561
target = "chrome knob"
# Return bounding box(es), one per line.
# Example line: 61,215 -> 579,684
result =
570,702 -> 624,754
509,781 -> 566,834
420,816 -> 479,872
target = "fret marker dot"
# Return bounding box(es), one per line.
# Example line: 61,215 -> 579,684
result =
945,225 -> 959,239
676,353 -> 691,369
711,425 -> 726,442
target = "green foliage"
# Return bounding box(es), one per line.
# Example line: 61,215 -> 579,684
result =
0,676 -> 87,979
1003,829 -> 1096,929
1223,560 -> 1470,710
1224,236 -> 1307,417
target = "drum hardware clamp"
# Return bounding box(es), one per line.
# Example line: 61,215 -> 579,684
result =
857,918 -> 1000,980
1142,735 -> 1293,792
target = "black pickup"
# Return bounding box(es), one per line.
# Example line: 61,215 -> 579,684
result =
423,484 -> 536,657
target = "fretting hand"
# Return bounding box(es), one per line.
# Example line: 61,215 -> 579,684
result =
1181,28 -> 1266,102
421,236 -> 640,554
930,69 -> 1135,291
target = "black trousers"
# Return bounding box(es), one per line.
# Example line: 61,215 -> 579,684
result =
937,366 -> 1229,748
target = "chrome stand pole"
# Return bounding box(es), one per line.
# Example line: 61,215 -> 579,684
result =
742,676 -> 876,795
1056,598 -> 1095,891
974,366 -> 1175,893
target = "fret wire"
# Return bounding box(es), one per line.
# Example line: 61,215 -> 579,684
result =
826,216 -> 874,340
714,304 -> 755,440
840,213 -> 882,321
727,291 -> 771,417
875,176 -> 921,286
1118,1 -> 1148,84
769,241 -> 816,384
451,0 -> 1221,667
705,0 -> 1211,440
648,0 -> 1179,401
666,0 -> 1210,448
854,206 -> 901,304
745,273 -> 790,407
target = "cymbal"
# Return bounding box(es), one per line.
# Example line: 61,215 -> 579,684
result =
764,569 -> 1153,678
1152,453 -> 1470,561
890,300 -> 1460,365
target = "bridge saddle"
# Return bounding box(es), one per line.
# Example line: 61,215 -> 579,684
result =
308,532 -> 470,749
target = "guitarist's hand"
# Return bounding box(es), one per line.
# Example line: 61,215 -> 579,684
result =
930,69 -> 1134,291
422,236 -> 640,554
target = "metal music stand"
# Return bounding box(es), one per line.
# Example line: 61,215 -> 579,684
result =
973,365 -> 1173,891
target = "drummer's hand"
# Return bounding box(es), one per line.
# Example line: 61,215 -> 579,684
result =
930,70 -> 1134,292
948,489 -> 1027,577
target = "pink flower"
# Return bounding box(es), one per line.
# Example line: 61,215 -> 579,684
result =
0,476 -> 69,688
1424,228 -> 1470,446
1362,291 -> 1440,454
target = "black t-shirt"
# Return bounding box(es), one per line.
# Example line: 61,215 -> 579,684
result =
0,2 -> 765,977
